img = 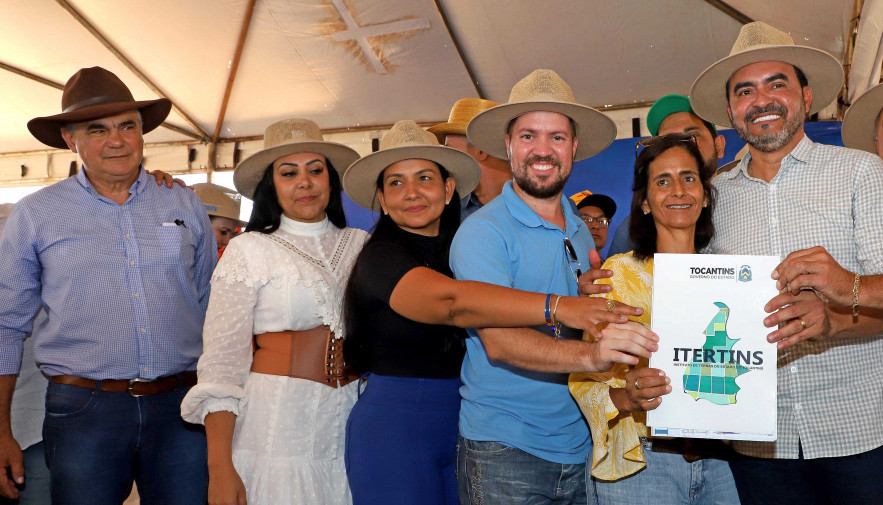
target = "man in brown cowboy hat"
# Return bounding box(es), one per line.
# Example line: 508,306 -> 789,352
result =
0,66 -> 216,504
691,21 -> 883,504
450,69 -> 658,505
428,98 -> 512,220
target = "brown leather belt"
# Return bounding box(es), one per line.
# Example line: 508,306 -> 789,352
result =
49,371 -> 197,397
251,327 -> 358,388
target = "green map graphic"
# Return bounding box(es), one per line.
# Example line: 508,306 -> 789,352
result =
683,302 -> 749,405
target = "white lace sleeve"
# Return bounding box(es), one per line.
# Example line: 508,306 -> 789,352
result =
181,235 -> 263,424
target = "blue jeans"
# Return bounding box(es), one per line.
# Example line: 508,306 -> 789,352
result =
42,381 -> 207,505
0,442 -> 51,505
457,436 -> 587,505
592,439 -> 739,505
729,443 -> 883,505
345,375 -> 461,505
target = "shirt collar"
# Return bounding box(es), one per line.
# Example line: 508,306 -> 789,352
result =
501,180 -> 582,238
75,164 -> 148,201
725,134 -> 815,181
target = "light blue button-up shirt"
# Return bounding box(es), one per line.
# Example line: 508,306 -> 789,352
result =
450,181 -> 592,464
0,167 -> 216,379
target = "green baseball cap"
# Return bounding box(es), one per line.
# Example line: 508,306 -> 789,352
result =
646,94 -> 716,136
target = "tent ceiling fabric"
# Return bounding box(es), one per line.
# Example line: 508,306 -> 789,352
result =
0,0 -> 859,157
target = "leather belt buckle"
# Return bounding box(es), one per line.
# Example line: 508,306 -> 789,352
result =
127,377 -> 152,397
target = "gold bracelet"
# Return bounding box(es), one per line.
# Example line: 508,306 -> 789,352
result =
852,273 -> 861,318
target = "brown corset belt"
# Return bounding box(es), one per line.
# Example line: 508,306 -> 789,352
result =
251,326 -> 358,388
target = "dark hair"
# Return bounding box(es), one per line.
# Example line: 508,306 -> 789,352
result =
245,160 -> 347,234
629,136 -> 716,261
725,64 -> 809,98
342,161 -> 461,373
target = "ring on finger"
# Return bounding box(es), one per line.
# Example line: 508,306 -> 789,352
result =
798,317 -> 807,330
605,299 -> 616,313
634,379 -> 641,391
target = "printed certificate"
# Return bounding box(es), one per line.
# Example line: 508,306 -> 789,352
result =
646,253 -> 778,441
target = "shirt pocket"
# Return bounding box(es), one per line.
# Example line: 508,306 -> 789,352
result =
156,225 -> 196,266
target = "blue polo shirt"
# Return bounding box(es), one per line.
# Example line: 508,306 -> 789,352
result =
450,181 -> 592,464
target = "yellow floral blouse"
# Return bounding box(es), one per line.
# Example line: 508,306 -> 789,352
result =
569,252 -> 653,481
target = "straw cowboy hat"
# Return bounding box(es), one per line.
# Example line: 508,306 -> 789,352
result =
714,143 -> 751,178
427,98 -> 500,143
342,120 -> 480,211
191,183 -> 246,227
233,118 -> 360,200
466,69 -> 617,161
27,66 -> 172,149
690,21 -> 844,126
841,83 -> 883,154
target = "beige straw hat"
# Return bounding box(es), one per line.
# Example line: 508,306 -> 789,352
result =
466,69 -> 616,161
714,143 -> 751,178
427,98 -> 501,143
191,183 -> 246,227
233,118 -> 360,199
342,120 -> 480,211
690,22 -> 844,126
841,83 -> 883,154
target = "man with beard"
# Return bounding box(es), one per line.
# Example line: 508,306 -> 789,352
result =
608,94 -> 725,257
449,70 -> 659,505
690,22 -> 883,504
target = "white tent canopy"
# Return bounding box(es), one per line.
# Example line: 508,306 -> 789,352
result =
0,0 -> 874,189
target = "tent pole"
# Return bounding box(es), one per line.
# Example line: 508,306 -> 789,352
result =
54,0 -> 210,140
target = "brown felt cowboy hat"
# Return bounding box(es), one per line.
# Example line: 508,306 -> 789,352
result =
466,69 -> 617,161
343,120 -> 480,211
427,98 -> 500,143
841,83 -> 883,154
690,22 -> 844,126
233,118 -> 361,200
27,67 -> 172,149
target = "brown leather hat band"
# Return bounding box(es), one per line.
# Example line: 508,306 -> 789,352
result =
63,95 -> 123,114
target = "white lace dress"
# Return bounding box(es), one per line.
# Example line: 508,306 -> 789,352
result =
181,215 -> 368,505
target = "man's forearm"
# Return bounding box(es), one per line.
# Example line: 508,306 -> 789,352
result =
0,375 -> 18,437
478,327 -> 595,373
830,305 -> 883,339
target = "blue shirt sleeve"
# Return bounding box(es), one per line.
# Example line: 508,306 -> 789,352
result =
186,190 -> 218,309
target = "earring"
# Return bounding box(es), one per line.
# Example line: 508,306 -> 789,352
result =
702,202 -> 708,208
382,209 -> 389,215
643,210 -> 650,215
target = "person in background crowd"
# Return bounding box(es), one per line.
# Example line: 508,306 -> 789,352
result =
570,134 -> 739,505
570,190 -> 616,257
341,120 -> 655,505
608,94 -> 725,257
192,183 -> 246,255
181,118 -> 367,505
0,66 -> 215,505
428,98 -> 512,221
0,204 -> 50,505
690,21 -> 883,504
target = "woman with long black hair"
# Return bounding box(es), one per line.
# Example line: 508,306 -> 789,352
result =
182,118 -> 366,505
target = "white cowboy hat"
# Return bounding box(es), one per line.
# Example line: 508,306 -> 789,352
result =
191,183 -> 246,227
342,120 -> 480,211
690,21 -> 844,126
841,82 -> 883,154
233,118 -> 360,199
466,69 -> 616,161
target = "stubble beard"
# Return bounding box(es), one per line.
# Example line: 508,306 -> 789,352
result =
512,155 -> 569,199
733,103 -> 805,153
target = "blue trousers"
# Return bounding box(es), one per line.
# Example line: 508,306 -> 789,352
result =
345,374 -> 461,505
728,443 -> 883,505
457,436 -> 587,505
0,442 -> 51,505
42,381 -> 207,505
592,439 -> 739,505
